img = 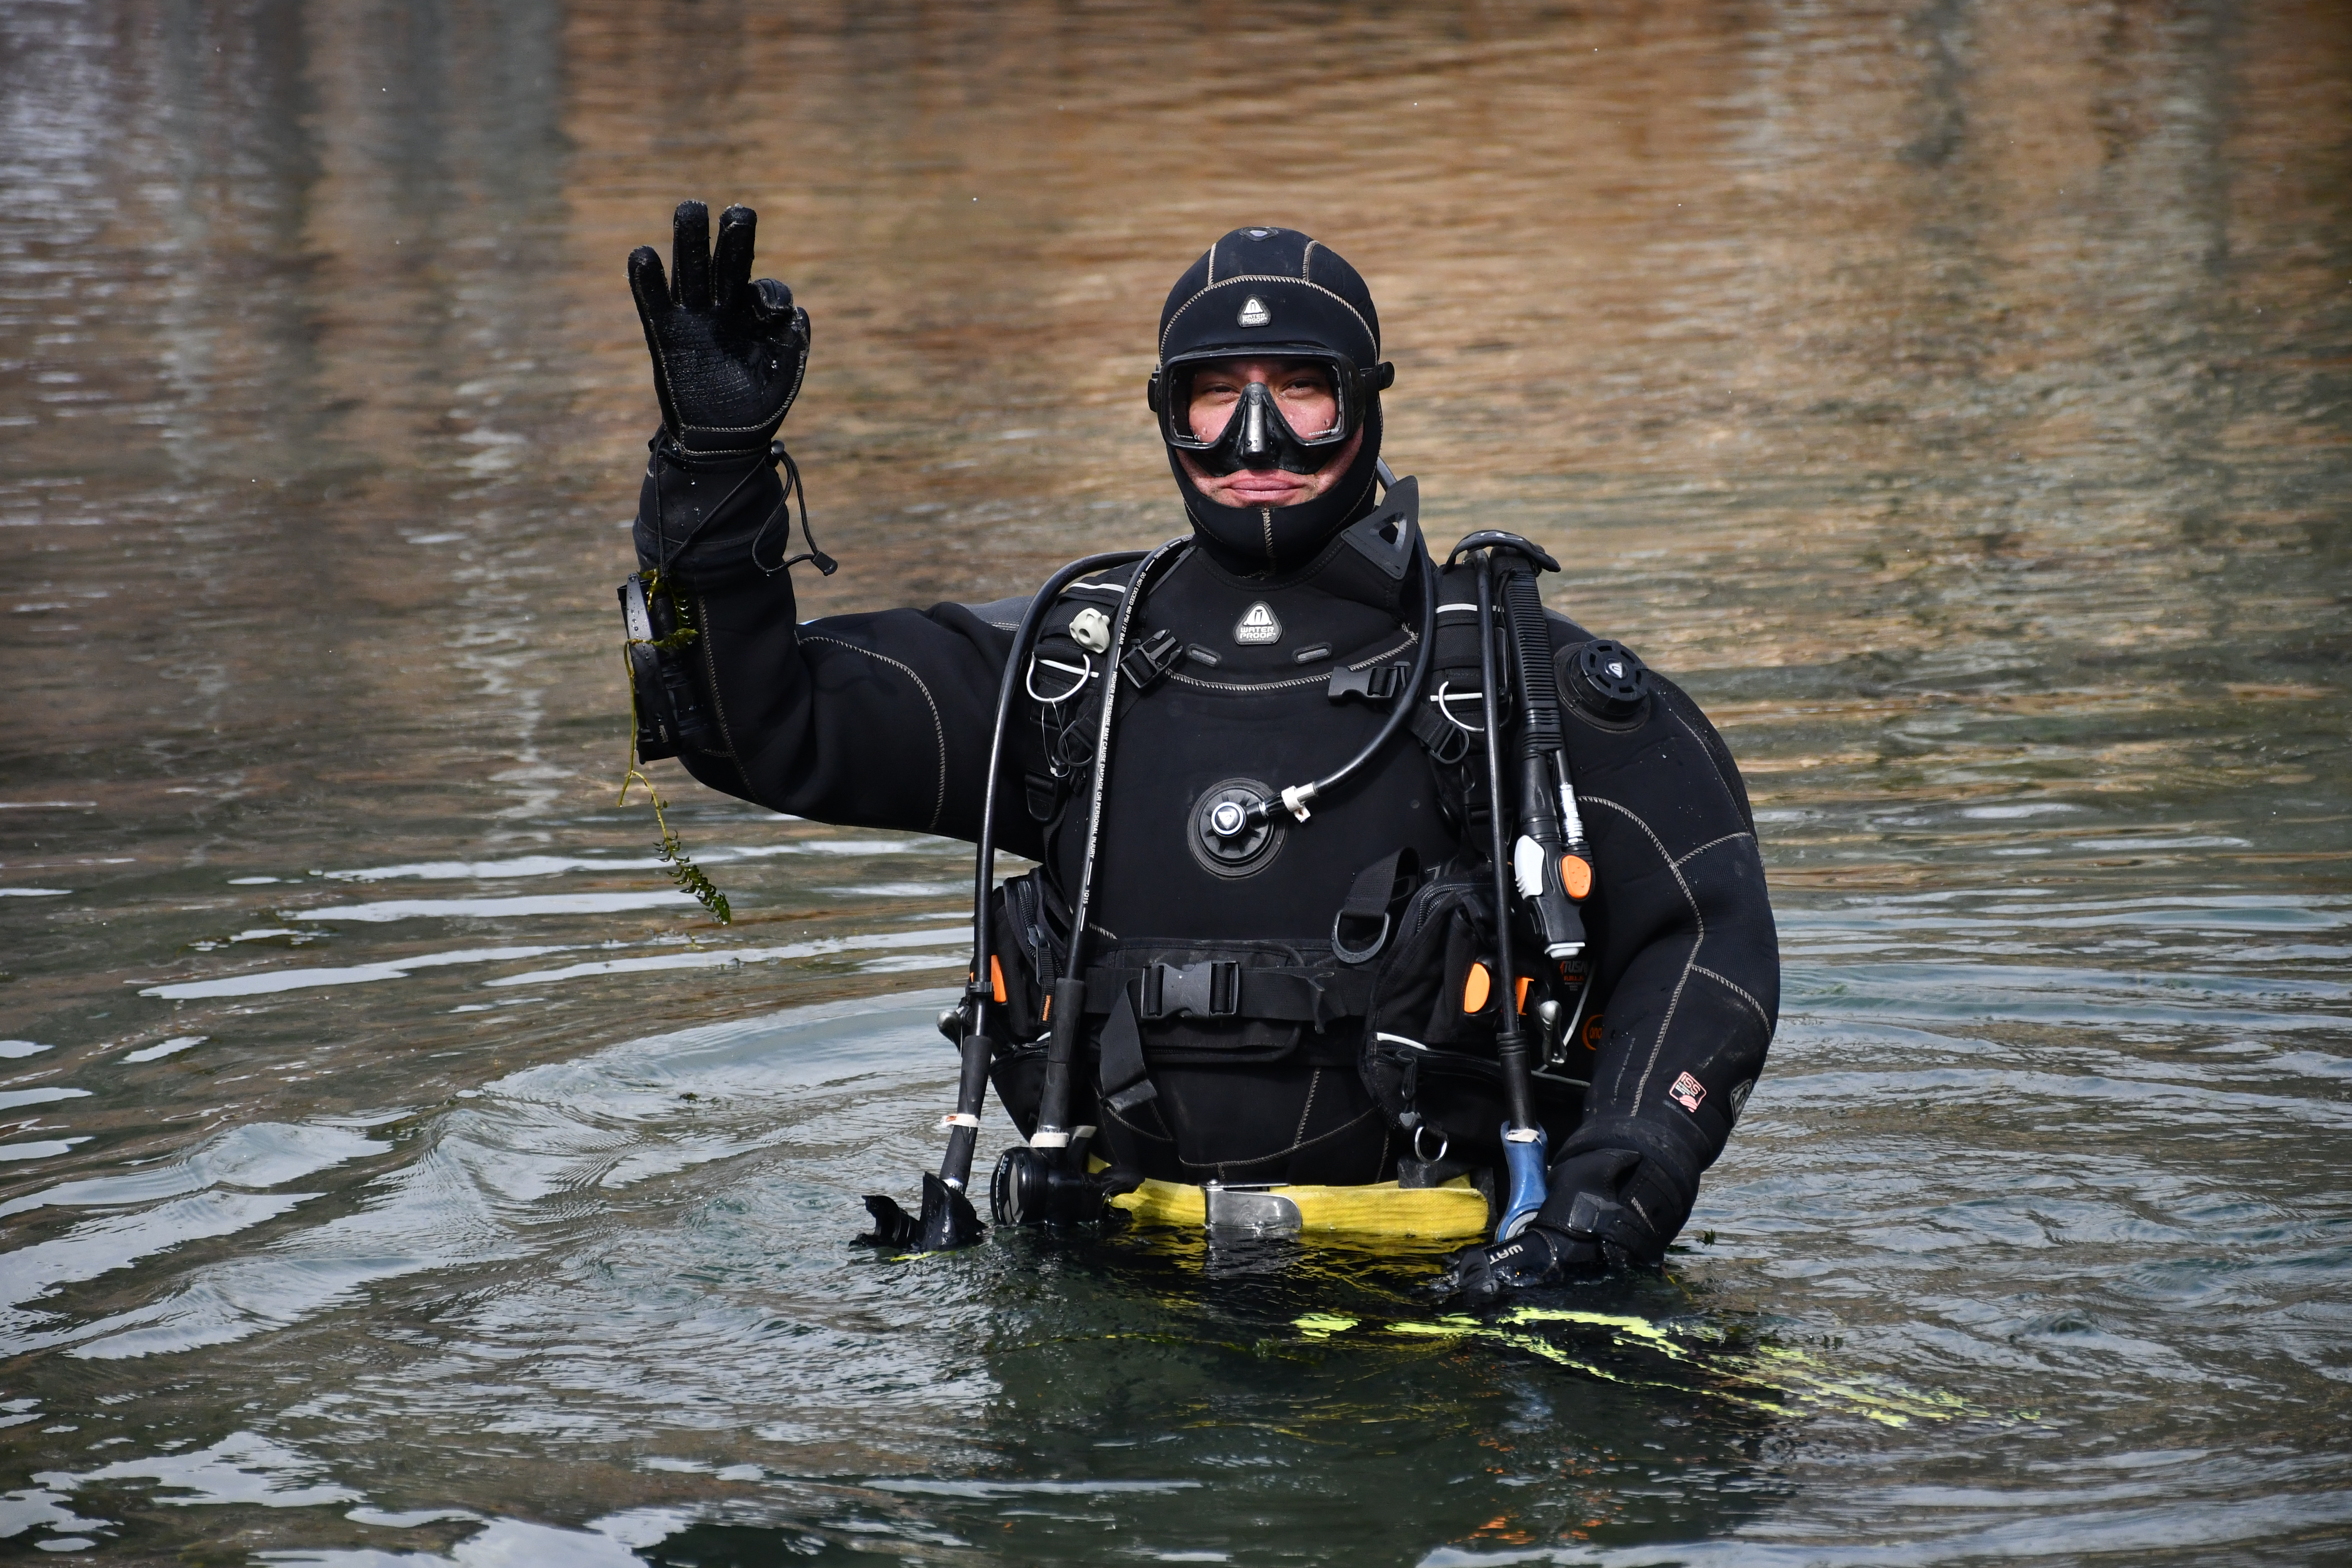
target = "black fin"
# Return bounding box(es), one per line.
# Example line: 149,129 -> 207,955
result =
915,1172 -> 987,1251
859,1193 -> 921,1249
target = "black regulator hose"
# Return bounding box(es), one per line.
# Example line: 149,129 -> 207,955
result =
944,549 -> 1146,1192
1254,551 -> 1437,826
1030,537 -> 1193,1151
871,548 -> 1155,1250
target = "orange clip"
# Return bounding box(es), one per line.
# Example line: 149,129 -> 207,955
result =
988,954 -> 1007,1004
1462,962 -> 1492,1015
1561,855 -> 1592,901
1515,975 -> 1532,1013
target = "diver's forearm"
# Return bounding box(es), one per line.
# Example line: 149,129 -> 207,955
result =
1544,659 -> 1780,1250
624,438 -> 1022,838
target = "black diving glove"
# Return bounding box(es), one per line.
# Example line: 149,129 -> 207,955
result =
1441,1220 -> 1601,1306
628,201 -> 811,456
1440,1147 -> 1684,1306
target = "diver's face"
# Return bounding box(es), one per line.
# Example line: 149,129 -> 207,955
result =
1179,357 -> 1361,512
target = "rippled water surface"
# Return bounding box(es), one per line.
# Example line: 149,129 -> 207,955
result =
4,1 -> 2349,1562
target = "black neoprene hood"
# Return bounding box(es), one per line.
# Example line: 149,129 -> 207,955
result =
1158,226 -> 1383,369
1156,226 -> 1392,571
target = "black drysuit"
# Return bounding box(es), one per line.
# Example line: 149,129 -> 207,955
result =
633,442 -> 1778,1257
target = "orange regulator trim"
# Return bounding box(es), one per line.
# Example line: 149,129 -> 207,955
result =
1462,962 -> 1491,1015
1561,854 -> 1593,901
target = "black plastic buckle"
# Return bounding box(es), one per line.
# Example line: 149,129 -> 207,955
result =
1138,960 -> 1241,1020
1328,661 -> 1408,704
1119,629 -> 1183,692
1023,771 -> 1062,823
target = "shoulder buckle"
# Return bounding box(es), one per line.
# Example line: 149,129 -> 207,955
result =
1118,628 -> 1183,692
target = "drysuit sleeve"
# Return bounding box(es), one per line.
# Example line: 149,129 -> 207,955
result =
629,438 -> 1034,850
1537,644 -> 1778,1262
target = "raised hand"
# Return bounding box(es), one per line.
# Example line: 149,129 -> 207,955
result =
628,201 -> 811,456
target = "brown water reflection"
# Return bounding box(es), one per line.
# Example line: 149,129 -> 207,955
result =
2,2 -> 2349,1563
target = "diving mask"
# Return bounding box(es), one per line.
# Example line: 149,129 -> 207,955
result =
1151,351 -> 1393,476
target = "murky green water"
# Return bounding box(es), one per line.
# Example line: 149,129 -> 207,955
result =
4,1 -> 2349,1562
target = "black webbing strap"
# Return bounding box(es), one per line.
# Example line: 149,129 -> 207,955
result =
1081,963 -> 1377,1029
1331,847 -> 1419,964
1097,987 -> 1157,1114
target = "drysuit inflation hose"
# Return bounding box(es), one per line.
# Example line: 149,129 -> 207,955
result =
1243,468 -> 1437,829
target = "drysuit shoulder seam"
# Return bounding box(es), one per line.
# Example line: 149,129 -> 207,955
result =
1672,830 -> 1755,869
800,634 -> 948,833
1691,964 -> 1772,1030
1581,793 -> 1705,1110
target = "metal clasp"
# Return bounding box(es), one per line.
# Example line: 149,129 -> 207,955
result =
1203,1183 -> 1303,1237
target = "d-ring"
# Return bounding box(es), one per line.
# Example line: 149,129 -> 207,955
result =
1431,682 -> 1486,735
1025,652 -> 1092,705
1412,1123 -> 1449,1163
1329,909 -> 1390,965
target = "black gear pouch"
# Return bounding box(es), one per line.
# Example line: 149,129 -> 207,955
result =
982,868 -> 1078,1139
983,868 -> 1067,1045
1356,857 -> 1592,1162
1357,858 -> 1516,1159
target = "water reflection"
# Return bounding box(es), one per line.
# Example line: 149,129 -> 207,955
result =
2,0 -> 2348,1561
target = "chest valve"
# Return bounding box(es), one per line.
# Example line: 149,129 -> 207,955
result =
1190,777 -> 1285,877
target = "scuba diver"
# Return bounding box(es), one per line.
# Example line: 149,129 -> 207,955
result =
618,203 -> 1778,1302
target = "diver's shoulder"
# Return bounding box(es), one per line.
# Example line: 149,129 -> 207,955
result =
1543,604 -> 1602,648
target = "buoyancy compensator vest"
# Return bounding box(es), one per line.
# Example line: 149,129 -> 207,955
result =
974,483 -> 1596,1192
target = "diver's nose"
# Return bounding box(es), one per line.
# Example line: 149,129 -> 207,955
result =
1239,382 -> 1273,463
